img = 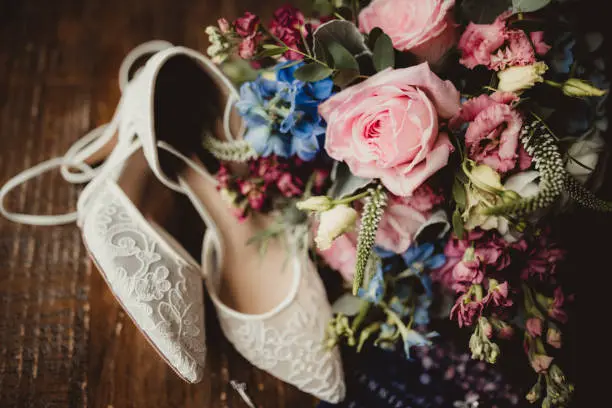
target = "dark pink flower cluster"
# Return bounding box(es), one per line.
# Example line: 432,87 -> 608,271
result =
269,5 -> 306,60
458,12 -> 551,71
216,155 -> 330,219
432,230 -> 515,292
450,280 -> 513,327
520,232 -> 566,282
233,11 -> 263,59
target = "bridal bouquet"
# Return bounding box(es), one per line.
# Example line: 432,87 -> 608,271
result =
205,0 -> 609,406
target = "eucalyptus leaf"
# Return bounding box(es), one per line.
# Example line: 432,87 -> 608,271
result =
367,27 -> 383,50
327,41 -> 359,71
333,68 -> 360,88
512,0 -> 551,13
256,46 -> 288,58
452,179 -> 467,210
313,20 -> 369,61
328,162 -> 373,199
293,62 -> 334,82
332,294 -> 366,316
414,210 -> 451,244
461,0 -> 512,24
312,0 -> 334,16
452,209 -> 465,240
373,32 -> 395,72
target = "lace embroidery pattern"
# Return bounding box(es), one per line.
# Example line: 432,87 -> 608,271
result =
81,182 -> 206,383
215,261 -> 346,403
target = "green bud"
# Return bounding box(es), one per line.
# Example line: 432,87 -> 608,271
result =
562,78 -> 607,98
526,378 -> 542,403
296,196 -> 334,212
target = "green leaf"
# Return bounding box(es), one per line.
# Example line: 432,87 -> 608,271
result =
372,33 -> 395,72
327,41 -> 359,71
293,62 -> 334,82
512,0 -> 551,13
452,209 -> 465,240
312,0 -> 334,16
452,178 -> 467,210
313,20 -> 370,61
328,162 -> 373,199
367,27 -> 383,50
333,68 -> 360,88
461,0 -> 512,24
256,46 -> 287,58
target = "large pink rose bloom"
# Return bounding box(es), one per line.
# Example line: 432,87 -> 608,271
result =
376,184 -> 444,254
451,92 -> 531,173
359,0 -> 457,64
319,63 -> 461,197
318,232 -> 357,282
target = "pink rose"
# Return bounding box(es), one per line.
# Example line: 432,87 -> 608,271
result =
451,92 -> 529,173
319,63 -> 460,197
458,14 -> 508,69
319,232 -> 357,282
375,185 -> 444,253
359,0 -> 457,64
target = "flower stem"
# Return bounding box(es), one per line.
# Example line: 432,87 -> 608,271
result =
333,190 -> 370,206
351,300 -> 372,332
261,25 -> 330,68
544,80 -> 562,88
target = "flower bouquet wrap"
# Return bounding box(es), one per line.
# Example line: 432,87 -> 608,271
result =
205,0 -> 609,406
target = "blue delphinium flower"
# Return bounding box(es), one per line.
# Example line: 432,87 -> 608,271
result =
402,330 -> 438,360
357,262 -> 385,304
401,243 -> 446,298
235,61 -> 334,161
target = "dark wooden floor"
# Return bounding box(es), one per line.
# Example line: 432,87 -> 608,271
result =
0,0 -> 319,407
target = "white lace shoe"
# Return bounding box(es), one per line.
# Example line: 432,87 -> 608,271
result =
0,42 -> 345,402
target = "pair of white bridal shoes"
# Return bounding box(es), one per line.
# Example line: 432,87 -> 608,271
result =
0,41 -> 345,402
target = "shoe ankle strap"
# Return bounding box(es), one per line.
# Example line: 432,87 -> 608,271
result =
0,41 -> 172,226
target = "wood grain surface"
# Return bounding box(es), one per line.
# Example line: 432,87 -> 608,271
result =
0,1 -> 319,407
1,0 -> 611,407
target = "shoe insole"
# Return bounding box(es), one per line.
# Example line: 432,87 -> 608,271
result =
181,166 -> 294,315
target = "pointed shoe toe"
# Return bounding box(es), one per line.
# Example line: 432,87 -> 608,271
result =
81,180 -> 207,383
202,232 -> 346,402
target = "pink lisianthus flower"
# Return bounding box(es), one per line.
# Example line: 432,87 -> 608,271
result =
525,318 -> 543,337
458,12 -> 547,71
269,5 -> 306,60
319,63 -> 460,197
489,29 -> 536,71
458,13 -> 508,69
318,232 -> 357,282
530,31 -> 551,56
451,92 -> 532,173
375,184 -> 444,254
359,0 -> 457,65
